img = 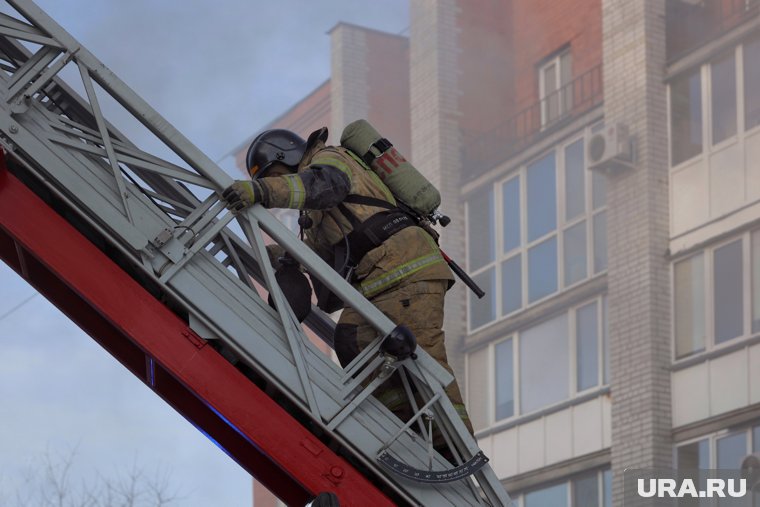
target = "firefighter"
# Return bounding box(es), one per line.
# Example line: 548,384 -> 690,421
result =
222,127 -> 473,439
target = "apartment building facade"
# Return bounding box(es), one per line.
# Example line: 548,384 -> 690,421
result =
236,1 -> 760,505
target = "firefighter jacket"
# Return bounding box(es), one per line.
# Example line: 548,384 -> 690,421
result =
255,134 -> 453,299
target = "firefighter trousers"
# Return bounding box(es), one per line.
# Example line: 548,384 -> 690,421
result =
334,279 -> 474,439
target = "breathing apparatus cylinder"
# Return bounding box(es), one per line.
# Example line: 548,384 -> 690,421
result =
340,119 -> 441,217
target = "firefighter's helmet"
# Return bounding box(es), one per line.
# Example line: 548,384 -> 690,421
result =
245,129 -> 307,179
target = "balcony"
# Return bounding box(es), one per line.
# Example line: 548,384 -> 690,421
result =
667,0 -> 760,61
462,64 -> 602,181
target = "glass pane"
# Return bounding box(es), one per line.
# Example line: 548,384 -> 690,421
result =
527,152 -> 557,242
593,211 -> 608,273
717,432 -> 747,469
603,469 -> 612,507
752,230 -> 760,333
710,53 -> 736,143
501,255 -> 522,315
744,36 -> 760,131
565,140 -> 585,221
671,69 -> 703,165
544,63 -> 559,124
711,53 -> 737,144
561,52 -> 572,84
754,426 -> 760,452
573,473 -> 599,507
714,240 -> 744,344
495,339 -> 514,420
520,313 -> 569,413
602,295 -> 609,385
564,221 -> 587,287
467,186 -> 495,271
676,439 -> 709,469
577,301 -> 599,392
525,483 -> 568,507
528,236 -> 558,303
674,254 -> 706,358
560,51 -> 573,115
503,176 -> 521,253
544,62 -> 558,94
467,348 -> 489,431
469,268 -> 496,329
592,168 -> 607,210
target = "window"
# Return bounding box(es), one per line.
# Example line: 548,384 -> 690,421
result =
671,68 -> 703,165
673,230 -> 759,360
525,483 -> 567,507
484,296 -> 608,423
713,240 -> 743,344
528,237 -> 558,302
674,253 -> 706,358
527,153 -> 557,242
573,473 -> 599,507
467,186 -> 495,271
577,301 -> 599,391
717,432 -> 747,469
752,230 -> 760,333
466,136 -> 607,331
470,268 -> 496,329
539,50 -> 573,127
495,339 -> 514,420
745,36 -> 760,131
518,469 -> 611,507
669,39 -> 760,168
675,422 -> 760,469
710,52 -> 737,144
676,439 -> 710,469
520,313 -> 569,413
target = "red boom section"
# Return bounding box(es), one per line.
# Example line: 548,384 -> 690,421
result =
0,157 -> 395,507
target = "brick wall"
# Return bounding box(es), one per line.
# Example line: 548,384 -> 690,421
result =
409,0 -> 469,387
512,0 -> 602,113
456,0 -> 513,136
330,23 -> 370,140
330,23 -> 412,154
602,1 -> 673,505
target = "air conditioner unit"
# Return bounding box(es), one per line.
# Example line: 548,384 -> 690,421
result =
587,123 -> 633,173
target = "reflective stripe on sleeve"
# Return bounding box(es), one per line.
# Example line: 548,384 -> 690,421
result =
283,174 -> 306,209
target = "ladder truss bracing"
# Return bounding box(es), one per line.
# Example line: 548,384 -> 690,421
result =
0,2 -> 513,505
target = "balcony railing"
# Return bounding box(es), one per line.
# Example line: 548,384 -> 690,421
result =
462,64 -> 602,181
667,0 -> 760,61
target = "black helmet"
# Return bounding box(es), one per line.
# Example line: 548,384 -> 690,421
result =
245,129 -> 307,179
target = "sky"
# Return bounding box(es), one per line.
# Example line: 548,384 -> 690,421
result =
0,1 -> 408,506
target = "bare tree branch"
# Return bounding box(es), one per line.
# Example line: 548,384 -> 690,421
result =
4,445 -> 183,507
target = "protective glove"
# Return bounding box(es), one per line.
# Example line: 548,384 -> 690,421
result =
222,180 -> 263,212
267,256 -> 313,323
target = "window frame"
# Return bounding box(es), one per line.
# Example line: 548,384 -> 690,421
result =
466,132 -> 608,334
516,468 -> 612,507
671,228 -> 758,362
674,423 -> 760,469
538,49 -> 573,128
466,294 -> 608,428
668,40 -> 759,170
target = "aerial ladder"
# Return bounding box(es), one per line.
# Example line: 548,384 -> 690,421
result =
0,2 -> 514,505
